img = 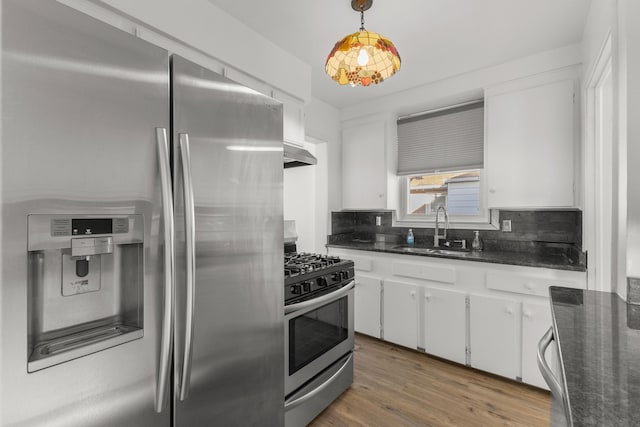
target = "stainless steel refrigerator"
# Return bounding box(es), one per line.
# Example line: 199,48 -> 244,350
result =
1,1 -> 284,426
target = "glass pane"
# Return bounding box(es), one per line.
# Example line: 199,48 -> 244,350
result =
289,297 -> 348,375
407,170 -> 481,216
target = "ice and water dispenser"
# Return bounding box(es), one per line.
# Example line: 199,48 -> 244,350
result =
27,214 -> 144,372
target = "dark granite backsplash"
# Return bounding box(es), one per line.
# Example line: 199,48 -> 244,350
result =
329,209 -> 584,261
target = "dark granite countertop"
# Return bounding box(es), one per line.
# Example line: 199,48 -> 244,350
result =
326,241 -> 586,272
550,287 -> 640,426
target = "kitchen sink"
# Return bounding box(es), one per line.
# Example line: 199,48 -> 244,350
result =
391,245 -> 471,257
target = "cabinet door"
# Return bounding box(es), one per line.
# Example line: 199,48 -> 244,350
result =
383,280 -> 419,349
354,275 -> 381,338
522,301 -> 553,389
342,122 -> 386,209
469,294 -> 520,379
486,79 -> 574,208
423,288 -> 467,365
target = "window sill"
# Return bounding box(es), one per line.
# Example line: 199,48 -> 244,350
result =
393,209 -> 499,230
392,217 -> 499,231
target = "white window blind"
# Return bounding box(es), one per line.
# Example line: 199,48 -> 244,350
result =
397,101 -> 484,176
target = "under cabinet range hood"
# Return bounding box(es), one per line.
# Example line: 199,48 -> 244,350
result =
284,142 -> 317,168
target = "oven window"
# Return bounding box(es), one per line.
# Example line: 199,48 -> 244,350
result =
289,296 -> 348,375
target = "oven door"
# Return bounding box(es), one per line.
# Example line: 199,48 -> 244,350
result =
284,280 -> 355,396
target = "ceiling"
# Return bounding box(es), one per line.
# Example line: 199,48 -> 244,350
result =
206,0 -> 592,110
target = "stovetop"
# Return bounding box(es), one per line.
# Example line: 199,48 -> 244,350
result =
284,252 -> 354,304
285,253 -> 346,277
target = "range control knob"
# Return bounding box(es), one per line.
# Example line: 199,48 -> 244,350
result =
301,281 -> 312,293
340,271 -> 350,281
317,277 -> 328,287
331,272 -> 341,282
290,284 -> 302,295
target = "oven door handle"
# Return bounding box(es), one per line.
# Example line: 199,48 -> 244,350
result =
285,280 -> 355,314
284,353 -> 353,411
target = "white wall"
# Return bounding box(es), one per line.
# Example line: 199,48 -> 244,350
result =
581,0 -> 640,299
341,43 -> 582,122
623,0 -> 640,292
304,98 -> 341,249
0,1 -> 4,412
283,142 -> 318,253
282,97 -> 340,254
582,0 -> 615,78
581,0 -> 617,293
282,140 -> 330,254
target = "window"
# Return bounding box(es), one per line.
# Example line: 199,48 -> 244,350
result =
406,169 -> 481,217
397,101 -> 486,222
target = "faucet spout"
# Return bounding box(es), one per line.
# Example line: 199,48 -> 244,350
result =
434,205 -> 449,247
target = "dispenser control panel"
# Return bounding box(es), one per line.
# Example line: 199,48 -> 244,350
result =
51,217 -> 129,236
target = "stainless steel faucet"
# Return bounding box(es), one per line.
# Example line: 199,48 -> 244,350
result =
434,205 -> 448,247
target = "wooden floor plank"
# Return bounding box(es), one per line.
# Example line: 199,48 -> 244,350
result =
309,334 -> 550,427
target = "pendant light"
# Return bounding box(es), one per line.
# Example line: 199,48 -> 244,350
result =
325,0 -> 401,87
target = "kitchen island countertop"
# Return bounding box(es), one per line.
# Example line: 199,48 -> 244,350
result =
550,286 -> 640,426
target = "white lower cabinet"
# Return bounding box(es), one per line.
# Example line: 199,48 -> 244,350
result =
469,294 -> 520,380
521,302 -> 553,390
354,275 -> 382,338
382,280 -> 419,349
423,287 -> 467,365
328,248 -> 584,389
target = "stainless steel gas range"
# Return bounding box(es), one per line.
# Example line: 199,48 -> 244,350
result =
283,253 -> 355,427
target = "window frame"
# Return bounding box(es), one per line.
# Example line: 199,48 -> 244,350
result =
394,99 -> 496,229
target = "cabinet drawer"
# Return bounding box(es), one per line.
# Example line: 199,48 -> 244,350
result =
351,256 -> 373,272
392,261 -> 455,284
486,272 -> 579,296
330,253 -> 373,272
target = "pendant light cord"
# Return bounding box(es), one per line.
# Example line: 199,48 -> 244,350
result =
360,6 -> 365,31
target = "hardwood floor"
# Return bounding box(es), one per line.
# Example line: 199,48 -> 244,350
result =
309,334 -> 551,427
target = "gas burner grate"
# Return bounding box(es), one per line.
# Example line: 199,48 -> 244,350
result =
284,253 -> 344,279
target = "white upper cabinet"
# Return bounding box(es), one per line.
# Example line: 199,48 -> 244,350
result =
486,71 -> 577,208
272,89 -> 305,144
342,121 -> 387,209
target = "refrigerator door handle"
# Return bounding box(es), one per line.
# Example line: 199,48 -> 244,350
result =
178,133 -> 196,401
155,127 -> 175,413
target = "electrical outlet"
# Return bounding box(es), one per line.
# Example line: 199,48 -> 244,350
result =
375,216 -> 382,226
502,219 -> 512,232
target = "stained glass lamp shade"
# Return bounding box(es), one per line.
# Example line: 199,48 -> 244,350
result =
325,1 -> 401,87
